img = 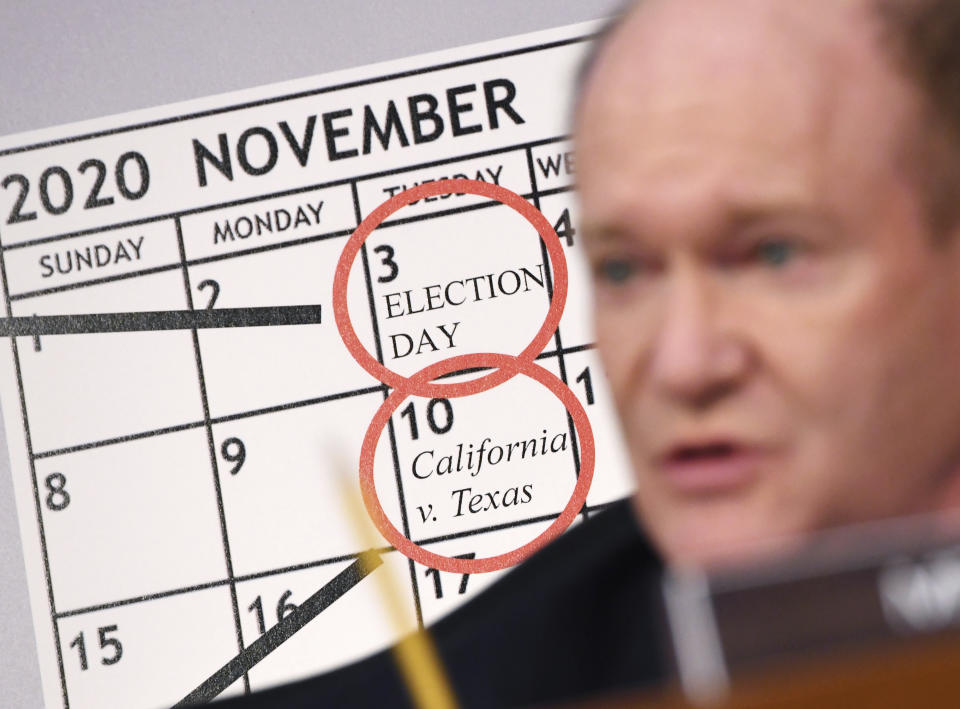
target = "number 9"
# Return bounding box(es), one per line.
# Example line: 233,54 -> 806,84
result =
221,437 -> 246,475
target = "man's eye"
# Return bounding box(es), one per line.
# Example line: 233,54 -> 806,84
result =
754,240 -> 798,267
597,259 -> 635,284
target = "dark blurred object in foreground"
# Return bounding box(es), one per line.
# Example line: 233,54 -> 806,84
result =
580,511 -> 960,708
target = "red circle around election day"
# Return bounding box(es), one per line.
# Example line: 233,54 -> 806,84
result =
333,178 -> 568,400
358,352 -> 595,575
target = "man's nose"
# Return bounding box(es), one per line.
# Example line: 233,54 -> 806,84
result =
647,268 -> 750,406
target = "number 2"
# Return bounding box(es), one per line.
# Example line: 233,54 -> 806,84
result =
2,174 -> 37,223
198,279 -> 220,309
78,159 -> 115,209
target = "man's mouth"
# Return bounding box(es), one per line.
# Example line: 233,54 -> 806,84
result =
658,440 -> 764,495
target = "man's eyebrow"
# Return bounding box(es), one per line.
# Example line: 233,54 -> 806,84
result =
721,204 -> 840,233
578,203 -> 839,246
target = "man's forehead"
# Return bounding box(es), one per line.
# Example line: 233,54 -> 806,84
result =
575,0 -> 923,232
603,0 -> 867,49
586,0 -> 871,107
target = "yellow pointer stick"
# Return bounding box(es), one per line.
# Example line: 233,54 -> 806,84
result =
336,462 -> 460,709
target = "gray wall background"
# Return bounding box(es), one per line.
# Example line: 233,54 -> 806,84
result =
0,2 -> 621,706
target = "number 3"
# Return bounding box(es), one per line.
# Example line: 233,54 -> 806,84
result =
373,244 -> 398,283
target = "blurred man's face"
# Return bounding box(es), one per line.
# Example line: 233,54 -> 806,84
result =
576,0 -> 960,564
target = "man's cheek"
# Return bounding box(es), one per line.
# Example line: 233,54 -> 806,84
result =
758,309 -> 853,414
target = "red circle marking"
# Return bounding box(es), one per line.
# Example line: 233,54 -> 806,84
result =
333,179 -> 567,400
358,352 -> 595,575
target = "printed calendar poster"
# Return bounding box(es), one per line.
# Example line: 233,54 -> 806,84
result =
0,20 -> 635,708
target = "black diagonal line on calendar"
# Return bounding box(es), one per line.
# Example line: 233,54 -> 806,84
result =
0,305 -> 321,337
175,552 -> 382,707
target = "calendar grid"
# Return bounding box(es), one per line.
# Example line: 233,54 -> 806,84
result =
175,216 -> 251,695
524,145 -> 589,523
29,342 -> 597,464
10,263 -> 185,301
6,129 -> 596,704
5,187 -> 578,303
352,179 -> 427,629
4,186 -> 577,304
0,22 -> 634,706
32,384 -> 390,460
52,502 -> 613,624
0,229 -> 71,706
55,578 -> 237,620
32,420 -> 209,460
